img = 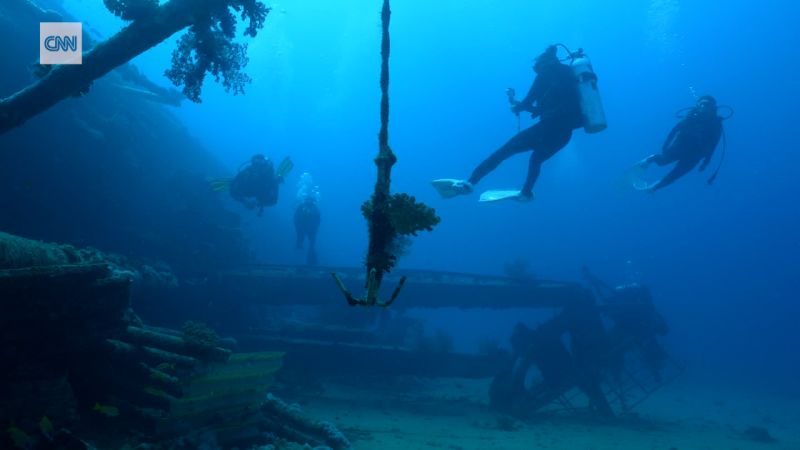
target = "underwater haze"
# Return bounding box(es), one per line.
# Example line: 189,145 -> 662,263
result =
113,0 -> 799,391
2,0 -> 799,448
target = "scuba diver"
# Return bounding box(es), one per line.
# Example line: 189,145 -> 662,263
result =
633,95 -> 729,193
490,296 -> 614,418
432,44 -> 605,203
489,267 -> 673,418
294,172 -> 321,266
582,266 -> 669,382
210,154 -> 293,216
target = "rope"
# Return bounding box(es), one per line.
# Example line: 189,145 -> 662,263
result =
332,0 -> 410,307
379,0 -> 390,149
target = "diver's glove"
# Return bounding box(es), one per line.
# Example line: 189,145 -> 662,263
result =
511,103 -> 540,119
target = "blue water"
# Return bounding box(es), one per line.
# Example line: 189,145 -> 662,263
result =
43,0 -> 800,404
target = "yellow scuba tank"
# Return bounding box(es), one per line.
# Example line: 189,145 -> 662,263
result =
276,157 -> 294,178
569,49 -> 607,133
209,178 -> 233,192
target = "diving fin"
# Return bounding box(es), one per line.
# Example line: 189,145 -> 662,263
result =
479,189 -> 532,203
633,182 -> 656,193
431,179 -> 473,199
209,178 -> 232,192
276,157 -> 294,178
615,162 -> 649,192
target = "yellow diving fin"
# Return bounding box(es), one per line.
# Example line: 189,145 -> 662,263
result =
276,157 -> 294,178
209,178 -> 233,192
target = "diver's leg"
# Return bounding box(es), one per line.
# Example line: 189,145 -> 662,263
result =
520,125 -> 572,196
641,143 -> 681,168
639,153 -> 672,167
651,154 -> 676,166
522,154 -> 544,197
468,125 -> 540,186
651,158 -> 699,192
295,223 -> 305,249
638,154 -> 657,166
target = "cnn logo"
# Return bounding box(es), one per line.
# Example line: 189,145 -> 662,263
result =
40,22 -> 82,65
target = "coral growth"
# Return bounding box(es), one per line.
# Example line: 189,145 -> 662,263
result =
181,321 -> 220,355
378,193 -> 440,237
138,262 -> 180,288
262,393 -> 351,449
103,0 -> 270,102
164,1 -> 271,102
361,192 -> 440,274
103,0 -> 158,21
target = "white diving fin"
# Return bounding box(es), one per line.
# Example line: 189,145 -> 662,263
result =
623,163 -> 655,192
431,178 -> 472,199
479,189 -> 532,203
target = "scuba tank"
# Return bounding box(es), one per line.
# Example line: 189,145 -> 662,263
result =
568,48 -> 607,133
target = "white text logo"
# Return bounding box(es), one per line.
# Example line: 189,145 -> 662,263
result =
40,22 -> 82,65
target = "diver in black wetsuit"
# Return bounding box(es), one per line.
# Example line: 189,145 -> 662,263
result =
637,95 -> 724,192
490,295 -> 614,418
582,266 -> 669,382
294,198 -> 320,250
294,197 -> 320,265
293,172 -> 321,266
601,284 -> 669,382
229,154 -> 281,216
441,45 -> 583,201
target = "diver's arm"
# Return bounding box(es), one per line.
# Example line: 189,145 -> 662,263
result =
699,121 -> 723,171
308,204 -> 321,228
698,150 -> 714,172
581,266 -> 614,298
228,177 -> 245,202
512,76 -> 544,114
264,186 -> 278,207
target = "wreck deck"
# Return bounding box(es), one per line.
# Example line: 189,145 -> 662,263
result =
210,265 -> 590,309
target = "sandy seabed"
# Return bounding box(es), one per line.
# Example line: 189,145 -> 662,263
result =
294,377 -> 800,450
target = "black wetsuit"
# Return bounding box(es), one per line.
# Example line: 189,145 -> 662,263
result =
229,160 -> 279,214
294,201 -> 320,250
468,62 -> 583,195
651,112 -> 723,190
